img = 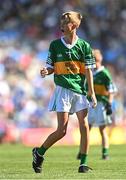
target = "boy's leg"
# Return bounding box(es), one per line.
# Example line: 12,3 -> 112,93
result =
99,125 -> 109,160
32,112 -> 69,173
77,124 -> 92,160
76,109 -> 92,173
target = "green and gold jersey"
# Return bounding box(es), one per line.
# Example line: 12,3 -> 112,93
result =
46,36 -> 95,95
93,66 -> 116,104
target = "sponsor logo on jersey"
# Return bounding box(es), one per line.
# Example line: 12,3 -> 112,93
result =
57,54 -> 62,58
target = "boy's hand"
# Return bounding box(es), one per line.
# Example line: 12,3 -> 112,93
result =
40,67 -> 48,78
90,93 -> 97,108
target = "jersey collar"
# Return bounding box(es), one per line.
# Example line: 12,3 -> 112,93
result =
93,66 -> 104,75
61,36 -> 78,49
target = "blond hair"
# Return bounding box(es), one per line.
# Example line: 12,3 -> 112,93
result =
61,11 -> 82,28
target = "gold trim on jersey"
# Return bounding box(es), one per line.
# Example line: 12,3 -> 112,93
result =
94,84 -> 109,96
54,60 -> 85,74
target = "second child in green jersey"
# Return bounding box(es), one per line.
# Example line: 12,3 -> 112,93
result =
77,49 -> 117,160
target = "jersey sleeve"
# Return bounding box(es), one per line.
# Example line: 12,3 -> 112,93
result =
84,43 -> 96,69
46,42 -> 55,69
108,82 -> 118,93
105,70 -> 117,93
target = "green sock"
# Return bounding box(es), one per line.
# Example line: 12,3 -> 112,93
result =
80,154 -> 87,165
37,145 -> 47,156
102,147 -> 108,156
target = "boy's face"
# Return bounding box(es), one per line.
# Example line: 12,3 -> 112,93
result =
93,51 -> 102,69
60,19 -> 75,35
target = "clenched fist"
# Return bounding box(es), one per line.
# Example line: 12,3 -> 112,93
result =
40,67 -> 48,78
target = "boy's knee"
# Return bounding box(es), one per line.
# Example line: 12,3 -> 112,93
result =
79,121 -> 89,132
80,120 -> 88,128
57,129 -> 67,138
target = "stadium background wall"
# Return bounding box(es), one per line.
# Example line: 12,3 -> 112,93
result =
3,126 -> 126,146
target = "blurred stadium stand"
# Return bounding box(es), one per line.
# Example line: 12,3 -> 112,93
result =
0,0 -> 126,144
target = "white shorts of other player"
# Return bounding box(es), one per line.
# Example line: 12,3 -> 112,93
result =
48,85 -> 90,114
88,102 -> 112,126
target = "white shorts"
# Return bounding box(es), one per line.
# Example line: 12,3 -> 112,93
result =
48,86 -> 89,114
88,102 -> 112,126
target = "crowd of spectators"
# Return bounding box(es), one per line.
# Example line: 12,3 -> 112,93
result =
0,0 -> 126,141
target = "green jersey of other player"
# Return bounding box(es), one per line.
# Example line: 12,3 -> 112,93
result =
46,36 -> 96,95
93,66 -> 115,104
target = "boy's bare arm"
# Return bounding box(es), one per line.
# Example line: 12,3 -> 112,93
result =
108,92 -> 114,104
40,67 -> 54,77
85,68 -> 97,108
105,92 -> 114,115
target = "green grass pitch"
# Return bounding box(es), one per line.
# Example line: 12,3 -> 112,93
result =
0,144 -> 126,179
